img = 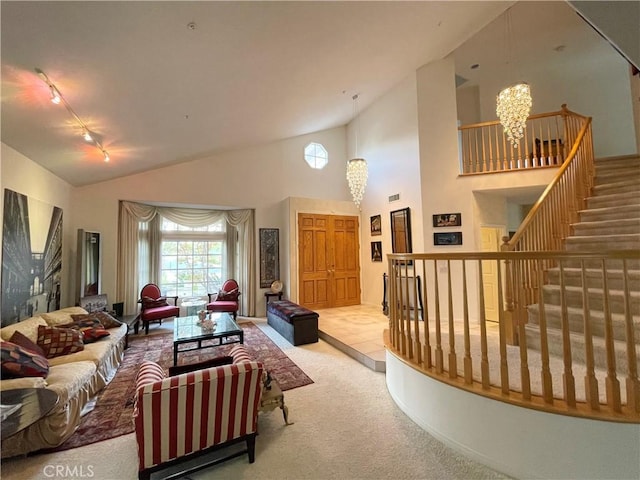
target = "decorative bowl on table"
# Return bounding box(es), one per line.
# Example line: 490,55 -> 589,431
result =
201,318 -> 216,333
270,280 -> 283,293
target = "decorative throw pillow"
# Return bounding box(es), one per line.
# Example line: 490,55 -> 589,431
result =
1,341 -> 49,378
142,296 -> 169,309
9,330 -> 46,357
60,318 -> 110,344
36,325 -> 84,358
217,288 -> 239,301
71,311 -> 122,329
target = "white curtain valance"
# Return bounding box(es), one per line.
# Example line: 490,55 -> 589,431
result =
117,201 -> 255,317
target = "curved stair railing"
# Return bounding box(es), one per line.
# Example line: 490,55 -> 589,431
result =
386,106 -> 639,422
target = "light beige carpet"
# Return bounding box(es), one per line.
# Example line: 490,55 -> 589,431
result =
0,318 -> 509,480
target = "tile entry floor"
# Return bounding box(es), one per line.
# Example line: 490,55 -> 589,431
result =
315,304 -> 388,372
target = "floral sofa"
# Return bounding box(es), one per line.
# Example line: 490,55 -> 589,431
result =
0,306 -> 127,458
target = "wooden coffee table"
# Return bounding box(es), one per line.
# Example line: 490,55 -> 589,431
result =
173,313 -> 243,366
1,388 -> 59,440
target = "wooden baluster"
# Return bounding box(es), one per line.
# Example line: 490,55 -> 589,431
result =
422,259 -> 432,369
496,124 -> 503,171
389,259 -> 398,349
433,261 -> 444,374
581,260 -> 600,410
477,260 -> 490,389
537,270 -> 554,404
462,260 -> 473,384
502,127 -> 508,170
602,259 -> 622,412
447,260 -> 457,379
397,264 -> 407,355
545,118 -> 552,165
517,262 -> 531,398
481,127 -> 488,172
559,262 -> 577,407
497,255 -> 510,394
402,262 -> 411,359
622,259 -> 640,412
488,125 -> 495,172
413,262 -> 422,365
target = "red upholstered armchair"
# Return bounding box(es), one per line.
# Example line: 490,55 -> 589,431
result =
133,346 -> 264,479
207,279 -> 241,319
138,283 -> 179,334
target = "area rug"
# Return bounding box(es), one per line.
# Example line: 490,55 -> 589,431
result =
50,321 -> 313,452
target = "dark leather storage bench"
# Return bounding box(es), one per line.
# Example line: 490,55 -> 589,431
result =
267,300 -> 318,346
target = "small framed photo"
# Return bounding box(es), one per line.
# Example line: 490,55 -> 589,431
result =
433,213 -> 462,228
434,232 -> 463,246
370,215 -> 382,236
371,241 -> 382,262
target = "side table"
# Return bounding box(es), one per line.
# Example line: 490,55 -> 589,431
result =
117,313 -> 141,349
264,292 -> 283,311
260,380 -> 292,425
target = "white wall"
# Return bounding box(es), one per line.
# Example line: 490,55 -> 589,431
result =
70,126 -> 349,316
1,143 -> 74,308
352,74 -> 422,307
386,352 -> 640,480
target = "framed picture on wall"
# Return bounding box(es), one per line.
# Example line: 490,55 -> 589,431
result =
370,215 -> 382,236
371,241 -> 382,262
434,232 -> 463,246
433,213 -> 462,227
259,228 -> 279,288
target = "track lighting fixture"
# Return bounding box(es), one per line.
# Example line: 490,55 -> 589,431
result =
35,67 -> 111,162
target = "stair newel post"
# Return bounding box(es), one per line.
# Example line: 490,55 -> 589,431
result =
559,261 -> 577,408
601,259 -> 622,413
537,270 -> 554,404
581,259 -> 600,411
560,103 -> 570,154
621,259 -> 639,413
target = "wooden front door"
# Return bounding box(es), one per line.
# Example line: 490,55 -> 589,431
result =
298,213 -> 361,309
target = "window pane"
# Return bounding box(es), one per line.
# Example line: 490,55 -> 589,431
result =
162,241 -> 178,255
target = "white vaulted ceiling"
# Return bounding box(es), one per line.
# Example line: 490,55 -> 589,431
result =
1,1 -> 511,186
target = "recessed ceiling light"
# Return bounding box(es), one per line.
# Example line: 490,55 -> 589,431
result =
554,45 -> 566,52
470,64 -> 480,69
187,22 -> 196,30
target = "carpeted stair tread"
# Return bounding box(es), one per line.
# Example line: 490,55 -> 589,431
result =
547,267 -> 640,290
527,303 -> 640,342
524,323 -> 640,373
565,233 -> 640,250
540,283 -> 640,315
593,178 -> 640,195
571,217 -> 640,236
586,191 -> 640,209
578,204 -> 640,222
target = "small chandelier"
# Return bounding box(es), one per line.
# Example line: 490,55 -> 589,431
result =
346,94 -> 368,208
496,82 -> 532,148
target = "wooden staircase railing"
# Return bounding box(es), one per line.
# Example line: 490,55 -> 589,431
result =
458,104 -> 588,175
385,251 -> 640,423
501,107 -> 594,344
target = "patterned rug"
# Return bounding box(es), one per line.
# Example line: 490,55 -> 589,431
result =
50,321 -> 313,452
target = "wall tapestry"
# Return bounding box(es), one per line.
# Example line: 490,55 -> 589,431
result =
1,189 -> 63,327
259,228 -> 279,288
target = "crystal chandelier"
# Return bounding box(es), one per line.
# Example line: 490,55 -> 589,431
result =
346,94 -> 368,208
496,82 -> 532,148
347,158 -> 368,208
495,7 -> 532,148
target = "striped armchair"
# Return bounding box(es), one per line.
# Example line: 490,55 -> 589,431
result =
133,348 -> 265,480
